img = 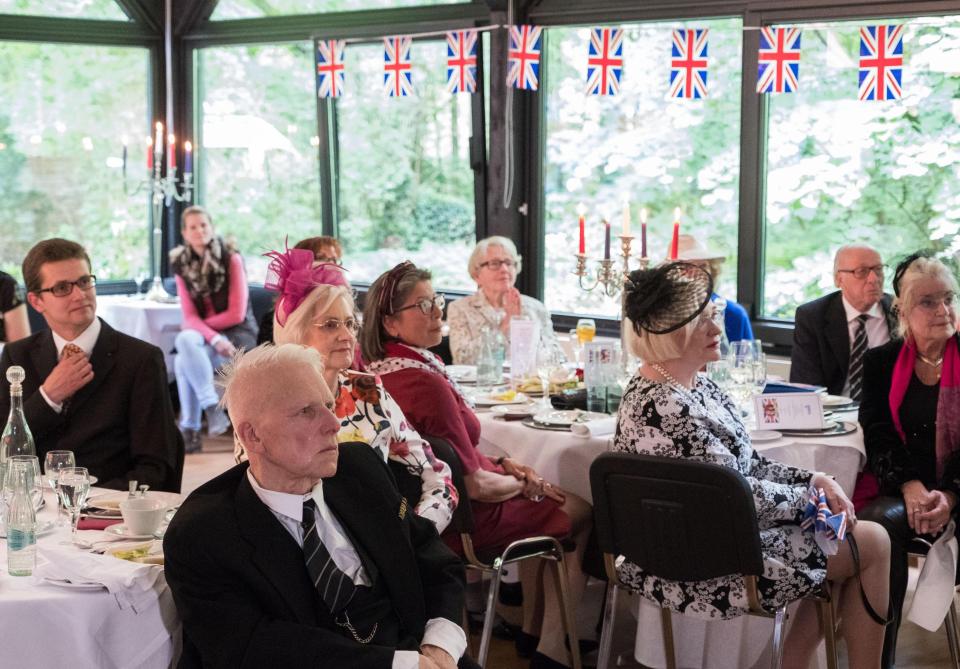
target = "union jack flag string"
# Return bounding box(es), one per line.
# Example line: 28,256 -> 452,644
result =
446,30 -> 478,94
315,40 -> 346,99
383,36 -> 414,98
507,25 -> 542,91
757,27 -> 801,94
669,29 -> 709,99
859,25 -> 904,101
586,27 -> 624,96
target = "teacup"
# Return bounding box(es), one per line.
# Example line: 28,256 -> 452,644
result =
119,497 -> 167,536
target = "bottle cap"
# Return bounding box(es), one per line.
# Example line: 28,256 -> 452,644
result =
6,366 -> 25,388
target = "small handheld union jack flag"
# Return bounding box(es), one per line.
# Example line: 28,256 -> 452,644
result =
859,25 -> 904,101
383,36 -> 413,98
315,40 -> 346,99
446,30 -> 478,94
507,25 -> 542,91
586,28 -> 624,96
757,27 -> 801,94
669,29 -> 709,99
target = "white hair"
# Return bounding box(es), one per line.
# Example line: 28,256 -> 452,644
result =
467,236 -> 523,281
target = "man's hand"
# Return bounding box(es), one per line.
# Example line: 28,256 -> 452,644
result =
41,353 -> 94,404
811,473 -> 856,528
421,645 -> 457,669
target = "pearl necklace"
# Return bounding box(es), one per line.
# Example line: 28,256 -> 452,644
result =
650,363 -> 693,393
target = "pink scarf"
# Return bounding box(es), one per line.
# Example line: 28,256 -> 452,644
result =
889,336 -> 960,479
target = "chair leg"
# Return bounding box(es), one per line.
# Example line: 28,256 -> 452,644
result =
659,607 -> 676,669
462,604 -> 475,658
946,597 -> 960,669
549,552 -> 583,669
770,605 -> 788,669
477,565 -> 502,669
816,598 -> 839,669
596,583 -> 619,669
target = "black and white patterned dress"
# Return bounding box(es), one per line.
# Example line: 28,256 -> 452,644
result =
613,373 -> 827,620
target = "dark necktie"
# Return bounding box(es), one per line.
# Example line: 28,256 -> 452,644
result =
848,314 -> 869,401
302,499 -> 356,615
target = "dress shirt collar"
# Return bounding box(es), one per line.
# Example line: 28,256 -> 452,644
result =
51,317 -> 101,358
246,468 -> 325,523
841,295 -> 883,323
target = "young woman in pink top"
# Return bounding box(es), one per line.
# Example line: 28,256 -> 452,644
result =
169,205 -> 257,452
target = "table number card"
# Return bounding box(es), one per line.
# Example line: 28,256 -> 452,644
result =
753,393 -> 825,430
509,319 -> 537,382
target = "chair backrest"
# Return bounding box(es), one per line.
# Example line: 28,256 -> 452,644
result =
424,435 -> 475,535
247,283 -> 275,327
589,452 -> 764,582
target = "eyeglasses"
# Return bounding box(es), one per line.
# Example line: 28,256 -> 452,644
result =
394,294 -> 445,315
915,293 -> 956,313
35,274 -> 97,297
313,317 -> 360,335
315,255 -> 342,266
479,259 -> 516,270
837,265 -> 885,280
697,306 -> 724,328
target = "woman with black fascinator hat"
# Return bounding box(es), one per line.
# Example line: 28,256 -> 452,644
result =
614,261 -> 890,668
858,251 -> 960,668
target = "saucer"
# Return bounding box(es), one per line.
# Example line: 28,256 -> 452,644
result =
749,430 -> 782,443
105,524 -> 159,540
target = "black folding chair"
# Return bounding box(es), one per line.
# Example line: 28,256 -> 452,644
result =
425,436 -> 582,669
589,452 -> 838,669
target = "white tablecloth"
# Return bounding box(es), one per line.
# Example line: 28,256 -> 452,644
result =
0,488 -> 179,669
97,295 -> 182,378
476,408 -> 867,669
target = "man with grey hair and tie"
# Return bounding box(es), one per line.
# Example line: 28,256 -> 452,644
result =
164,343 -> 477,669
790,243 -> 897,398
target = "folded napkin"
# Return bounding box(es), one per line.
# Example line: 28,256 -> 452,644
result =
906,521 -> 959,631
799,487 -> 847,556
77,516 -> 123,530
571,417 -> 617,438
34,542 -> 165,612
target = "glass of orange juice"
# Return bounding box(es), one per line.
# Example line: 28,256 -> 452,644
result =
576,319 -> 597,346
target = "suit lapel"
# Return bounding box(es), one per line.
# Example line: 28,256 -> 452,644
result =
824,294 -> 850,374
28,331 -> 58,386
881,294 -> 897,336
67,319 -> 118,413
235,475 -> 321,626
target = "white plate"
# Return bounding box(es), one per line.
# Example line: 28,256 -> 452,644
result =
473,391 -> 530,407
86,490 -> 181,513
749,430 -> 783,443
39,578 -> 107,591
533,410 -> 607,427
0,519 -> 55,539
822,394 -> 854,408
105,524 -> 158,540
446,365 -> 477,383
490,404 -> 536,418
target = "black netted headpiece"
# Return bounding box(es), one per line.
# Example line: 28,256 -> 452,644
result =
624,262 -> 713,335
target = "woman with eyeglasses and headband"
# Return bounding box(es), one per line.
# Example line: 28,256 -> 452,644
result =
363,261 -> 592,669
617,262 -> 889,669
447,236 -> 564,365
858,253 -> 960,668
240,246 -> 456,533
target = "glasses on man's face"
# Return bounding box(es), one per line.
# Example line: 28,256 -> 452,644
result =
479,259 -> 516,271
837,265 -> 885,280
394,294 -> 445,316
915,293 -> 957,313
36,274 -> 97,297
313,317 -> 360,335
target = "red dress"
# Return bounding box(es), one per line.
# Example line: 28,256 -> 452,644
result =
376,342 -> 571,555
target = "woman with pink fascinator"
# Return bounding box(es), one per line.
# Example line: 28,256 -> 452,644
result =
233,246 -> 456,533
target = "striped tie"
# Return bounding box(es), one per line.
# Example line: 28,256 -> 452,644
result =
848,314 -> 869,401
301,499 -> 356,615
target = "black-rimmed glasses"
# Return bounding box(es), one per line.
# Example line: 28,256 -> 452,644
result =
35,275 -> 97,297
394,294 -> 445,315
479,259 -> 516,270
837,265 -> 885,280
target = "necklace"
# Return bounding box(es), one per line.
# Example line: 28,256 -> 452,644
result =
918,353 -> 944,368
650,363 -> 692,391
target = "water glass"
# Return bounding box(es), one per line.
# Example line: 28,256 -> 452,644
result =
57,467 -> 90,545
6,455 -> 42,510
706,359 -> 732,393
44,450 -> 75,525
535,344 -> 567,410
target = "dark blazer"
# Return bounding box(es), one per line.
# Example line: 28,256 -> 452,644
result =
0,319 -> 183,492
790,291 -> 896,395
163,443 -> 465,669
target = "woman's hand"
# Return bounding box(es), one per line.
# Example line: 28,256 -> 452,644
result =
502,288 -> 522,319
811,473 -> 857,528
916,490 -> 953,535
500,458 -> 565,503
901,479 -> 932,532
213,338 -> 237,357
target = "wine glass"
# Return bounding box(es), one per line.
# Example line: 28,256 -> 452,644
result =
706,359 -> 732,394
576,319 -> 597,346
7,455 -> 42,510
57,467 -> 90,545
44,450 -> 75,525
535,344 -> 568,411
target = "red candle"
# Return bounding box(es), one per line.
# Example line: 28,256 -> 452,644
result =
669,221 -> 680,260
578,213 -> 585,254
146,137 -> 153,170
167,134 -> 176,170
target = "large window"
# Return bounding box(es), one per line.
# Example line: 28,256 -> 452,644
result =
0,0 -> 127,20
0,41 -> 148,278
197,42 -> 322,282
542,19 -> 743,319
762,16 -> 960,319
211,0 -> 467,20
334,38 -> 477,290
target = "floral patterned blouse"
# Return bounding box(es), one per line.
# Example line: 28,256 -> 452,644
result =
613,373 -> 825,620
334,371 -> 456,533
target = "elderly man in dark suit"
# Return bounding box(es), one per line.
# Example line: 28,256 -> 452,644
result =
790,244 -> 896,398
164,344 -> 475,669
0,238 -> 182,491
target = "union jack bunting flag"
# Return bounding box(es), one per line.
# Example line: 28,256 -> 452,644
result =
315,40 -> 346,99
669,29 -> 709,99
757,27 -> 801,94
859,25 -> 904,101
586,27 -> 624,96
446,30 -> 478,94
507,25 -> 542,91
383,36 -> 414,98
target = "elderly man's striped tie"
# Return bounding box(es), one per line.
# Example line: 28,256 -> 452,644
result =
301,499 -> 356,614
848,314 -> 869,401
